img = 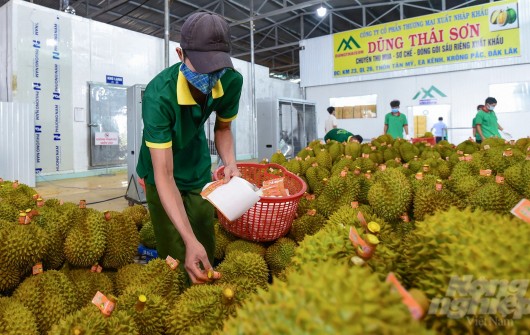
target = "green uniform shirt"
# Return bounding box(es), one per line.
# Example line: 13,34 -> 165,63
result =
384,112 -> 408,139
324,128 -> 353,143
472,116 -> 481,141
475,110 -> 501,139
136,62 -> 243,190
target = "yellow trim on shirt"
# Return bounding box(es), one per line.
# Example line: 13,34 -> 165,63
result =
146,141 -> 172,149
216,114 -> 237,122
176,64 -> 225,104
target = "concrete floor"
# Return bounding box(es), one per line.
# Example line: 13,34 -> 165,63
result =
34,171 -> 132,212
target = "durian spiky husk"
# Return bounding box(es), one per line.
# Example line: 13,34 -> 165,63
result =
221,261 -> 430,334
224,239 -> 266,258
217,251 -> 269,295
404,207 -> 530,334
139,219 -> 157,249
101,211 -> 140,269
0,297 -> 38,335
63,268 -> 114,307
167,284 -> 244,335
265,237 -> 297,277
12,270 -> 79,334
64,208 -> 107,267
367,168 -> 412,222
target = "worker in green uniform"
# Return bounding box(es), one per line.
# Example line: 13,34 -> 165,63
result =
384,99 -> 410,140
472,104 -> 484,143
475,97 -> 510,141
136,12 -> 243,285
324,128 -> 363,143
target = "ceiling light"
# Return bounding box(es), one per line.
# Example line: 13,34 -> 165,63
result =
316,5 -> 327,17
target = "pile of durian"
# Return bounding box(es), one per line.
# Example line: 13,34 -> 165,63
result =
0,135 -> 529,335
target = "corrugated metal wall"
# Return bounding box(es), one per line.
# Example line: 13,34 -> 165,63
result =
0,102 -> 35,186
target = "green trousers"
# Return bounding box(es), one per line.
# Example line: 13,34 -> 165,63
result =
145,183 -> 215,284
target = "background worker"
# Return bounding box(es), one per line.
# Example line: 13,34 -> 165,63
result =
384,99 -> 409,140
324,106 -> 338,134
431,117 -> 447,143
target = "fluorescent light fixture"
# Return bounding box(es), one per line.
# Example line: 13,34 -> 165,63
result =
316,5 -> 327,17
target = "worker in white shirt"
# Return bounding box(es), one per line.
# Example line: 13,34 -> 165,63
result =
324,106 -> 338,134
430,117 -> 447,143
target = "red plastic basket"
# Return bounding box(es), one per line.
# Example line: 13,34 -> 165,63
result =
213,163 -> 307,242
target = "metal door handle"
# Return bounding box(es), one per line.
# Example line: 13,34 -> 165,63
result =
88,123 -> 99,127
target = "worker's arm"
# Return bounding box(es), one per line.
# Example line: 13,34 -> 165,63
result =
384,124 -> 388,134
476,124 -> 485,140
150,147 -> 211,284
404,125 -> 409,136
497,123 -> 504,131
214,118 -> 241,183
472,126 -> 476,137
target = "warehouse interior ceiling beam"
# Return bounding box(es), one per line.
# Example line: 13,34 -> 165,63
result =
3,0 -> 499,79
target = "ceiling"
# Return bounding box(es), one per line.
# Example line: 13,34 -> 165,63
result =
2,0 -> 498,78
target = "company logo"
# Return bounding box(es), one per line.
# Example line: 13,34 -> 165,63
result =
428,275 -> 529,324
35,125 -> 42,133
33,82 -> 42,91
53,92 -> 61,100
35,168 -> 42,174
53,133 -> 61,141
33,40 -> 41,48
337,36 -> 361,52
413,86 -> 447,100
52,51 -> 60,60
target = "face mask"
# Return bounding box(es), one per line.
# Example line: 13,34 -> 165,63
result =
180,63 -> 227,95
391,108 -> 399,113
488,105 -> 495,111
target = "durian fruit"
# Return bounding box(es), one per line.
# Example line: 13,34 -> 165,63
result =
225,239 -> 266,258
481,146 -> 525,173
456,139 -> 479,154
315,149 -> 332,170
0,297 -> 38,335
299,156 -> 317,175
221,261 -> 429,335
326,140 -> 343,163
120,258 -> 187,302
480,137 -> 506,149
139,219 -> 157,249
404,207 -> 530,334
0,263 -> 20,292
116,287 -> 169,335
0,219 -> 49,274
214,220 -> 237,261
13,270 -> 79,334
101,211 -> 140,269
353,157 -> 376,172
344,140 -> 361,158
166,284 -> 244,335
270,150 -> 287,165
330,156 -> 355,176
316,173 -> 359,218
468,181 -> 522,214
368,168 -> 412,222
115,263 -> 144,295
412,183 -> 465,221
282,159 -> 302,175
0,202 -> 17,221
265,237 -> 297,278
48,304 -> 139,335
217,251 -> 269,294
288,212 -> 327,242
398,141 -> 420,162
122,204 -> 148,228
304,164 -> 330,194
504,160 -> 530,198
296,193 -> 316,217
63,268 -> 114,307
64,208 -> 107,267
296,146 -> 315,159
32,207 -> 67,270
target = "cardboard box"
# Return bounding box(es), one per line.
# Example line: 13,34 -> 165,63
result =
342,106 -> 354,119
353,106 -> 362,119
335,107 -> 343,119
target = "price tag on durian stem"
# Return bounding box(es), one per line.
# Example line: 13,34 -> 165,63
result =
18,213 -> 27,224
357,211 -> 367,229
458,156 -> 465,162
386,273 -> 425,320
511,198 -> 530,224
32,263 -> 43,275
362,153 -> 370,158
479,169 -> 492,177
0,177 -> 3,182
305,194 -> 315,201
306,209 -> 317,216
457,150 -> 464,155
32,194 -> 39,200
483,145 -> 490,150
36,198 -> 44,207
103,210 -> 111,221
79,200 -> 87,209
165,255 -> 180,270
503,149 -> 513,157
91,264 -> 103,273
207,268 -> 222,280
12,180 -> 18,188
415,172 -> 423,180
92,291 -> 116,316
348,227 -> 374,259
379,164 -> 387,171
351,201 -> 359,209
495,175 -> 504,184
401,213 -> 410,223
354,167 -> 361,175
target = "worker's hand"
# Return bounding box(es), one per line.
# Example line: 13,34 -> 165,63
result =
222,163 -> 241,183
184,239 -> 212,284
404,134 -> 411,141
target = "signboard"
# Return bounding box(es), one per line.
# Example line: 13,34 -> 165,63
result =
95,132 -> 119,145
106,75 -> 123,85
333,0 -> 520,77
